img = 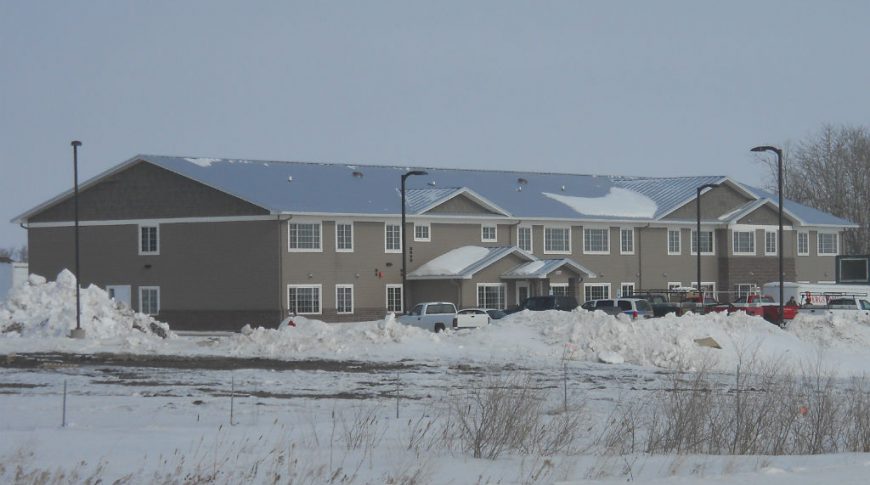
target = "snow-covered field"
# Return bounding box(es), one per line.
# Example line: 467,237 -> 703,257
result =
2,274 -> 870,483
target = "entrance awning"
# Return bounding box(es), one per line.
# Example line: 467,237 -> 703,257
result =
501,258 -> 598,279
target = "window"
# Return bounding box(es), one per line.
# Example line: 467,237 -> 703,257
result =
386,284 -> 403,312
668,282 -> 682,290
335,223 -> 353,252
584,283 -> 610,302
517,226 -> 532,252
385,223 -> 402,253
139,286 -> 160,315
583,227 -> 609,254
797,232 -> 809,256
620,282 -> 635,297
765,231 -> 777,256
139,225 -> 159,255
481,225 -> 497,242
289,222 -> 322,251
667,229 -> 681,255
735,284 -> 754,299
288,285 -> 322,314
691,230 -> 714,255
818,233 -> 838,255
477,283 -> 506,309
414,223 -> 430,242
335,285 -> 353,314
549,283 -> 569,296
620,228 -> 634,255
732,230 -> 755,255
544,227 -> 571,254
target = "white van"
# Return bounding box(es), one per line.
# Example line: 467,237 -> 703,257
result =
762,281 -> 870,306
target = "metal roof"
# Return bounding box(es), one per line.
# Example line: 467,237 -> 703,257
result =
12,154 -> 856,228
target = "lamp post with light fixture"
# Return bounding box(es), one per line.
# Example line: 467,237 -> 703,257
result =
696,183 -> 719,306
751,145 -> 785,327
401,170 -> 428,313
70,141 -> 86,339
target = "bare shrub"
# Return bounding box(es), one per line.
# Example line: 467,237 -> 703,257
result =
446,372 -> 585,459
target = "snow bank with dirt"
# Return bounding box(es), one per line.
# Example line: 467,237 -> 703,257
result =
0,270 -> 172,340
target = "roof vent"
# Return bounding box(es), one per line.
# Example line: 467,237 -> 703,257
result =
287,176 -> 293,183
516,186 -> 523,192
427,181 -> 436,187
517,177 -> 528,185
352,171 -> 364,178
560,185 -> 566,191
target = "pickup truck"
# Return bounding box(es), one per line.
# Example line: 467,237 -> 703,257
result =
398,302 -> 490,332
722,294 -> 798,323
799,296 -> 870,317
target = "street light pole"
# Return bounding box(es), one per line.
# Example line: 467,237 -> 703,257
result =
70,141 -> 86,339
400,169 -> 427,313
751,145 -> 785,327
696,183 -> 719,307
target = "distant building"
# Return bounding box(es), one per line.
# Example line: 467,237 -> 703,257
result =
12,155 -> 856,330
0,257 -> 28,302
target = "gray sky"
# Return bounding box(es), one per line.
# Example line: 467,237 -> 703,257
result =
2,1 -> 868,249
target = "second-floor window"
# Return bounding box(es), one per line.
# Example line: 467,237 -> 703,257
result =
765,231 -> 777,255
818,233 -> 838,255
414,223 -> 430,242
545,227 -> 571,253
139,225 -> 159,255
481,225 -> 497,242
335,223 -> 353,252
583,228 -> 609,254
518,226 -> 532,252
620,228 -> 634,254
797,232 -> 809,255
385,224 -> 402,252
289,222 -> 321,251
733,230 -> 755,255
667,229 -> 681,255
691,230 -> 714,254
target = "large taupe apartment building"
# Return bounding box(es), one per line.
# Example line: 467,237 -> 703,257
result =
13,155 -> 855,330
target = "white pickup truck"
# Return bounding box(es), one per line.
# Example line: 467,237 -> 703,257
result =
799,296 -> 870,317
398,302 -> 490,332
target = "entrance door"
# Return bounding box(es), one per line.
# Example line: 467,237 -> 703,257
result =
106,285 -> 131,307
516,283 -> 529,306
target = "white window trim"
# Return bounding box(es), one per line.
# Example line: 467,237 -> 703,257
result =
544,226 -> 572,255
583,282 -> 611,302
619,227 -> 635,255
476,282 -> 507,308
334,221 -> 354,253
287,284 -> 322,315
764,230 -> 777,256
732,230 -> 756,256
517,225 -> 533,252
481,225 -> 497,243
582,227 -> 609,255
288,222 -> 323,253
138,286 -> 160,315
335,284 -> 354,314
138,224 -> 160,255
690,230 -> 716,256
797,231 -> 810,256
817,232 -> 839,256
386,284 -> 403,312
667,228 -> 681,256
619,282 -> 635,297
384,223 -> 402,254
667,282 -> 683,290
413,223 -> 431,242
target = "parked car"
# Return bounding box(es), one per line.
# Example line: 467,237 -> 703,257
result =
482,308 -> 507,320
722,294 -> 798,323
510,295 -> 579,313
633,289 -> 718,317
799,296 -> 870,317
399,302 -> 491,332
581,298 -> 654,320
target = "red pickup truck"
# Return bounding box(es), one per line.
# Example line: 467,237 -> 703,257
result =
720,294 -> 798,323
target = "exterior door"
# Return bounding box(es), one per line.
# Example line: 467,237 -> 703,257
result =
516,283 -> 529,306
106,285 -> 132,307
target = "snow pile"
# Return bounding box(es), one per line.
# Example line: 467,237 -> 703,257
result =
0,270 -> 172,340
786,312 -> 870,349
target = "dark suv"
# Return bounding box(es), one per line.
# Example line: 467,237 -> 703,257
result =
514,295 -> 579,312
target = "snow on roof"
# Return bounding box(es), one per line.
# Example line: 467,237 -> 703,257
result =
542,187 -> 657,218
502,258 -> 599,279
411,246 -> 490,277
